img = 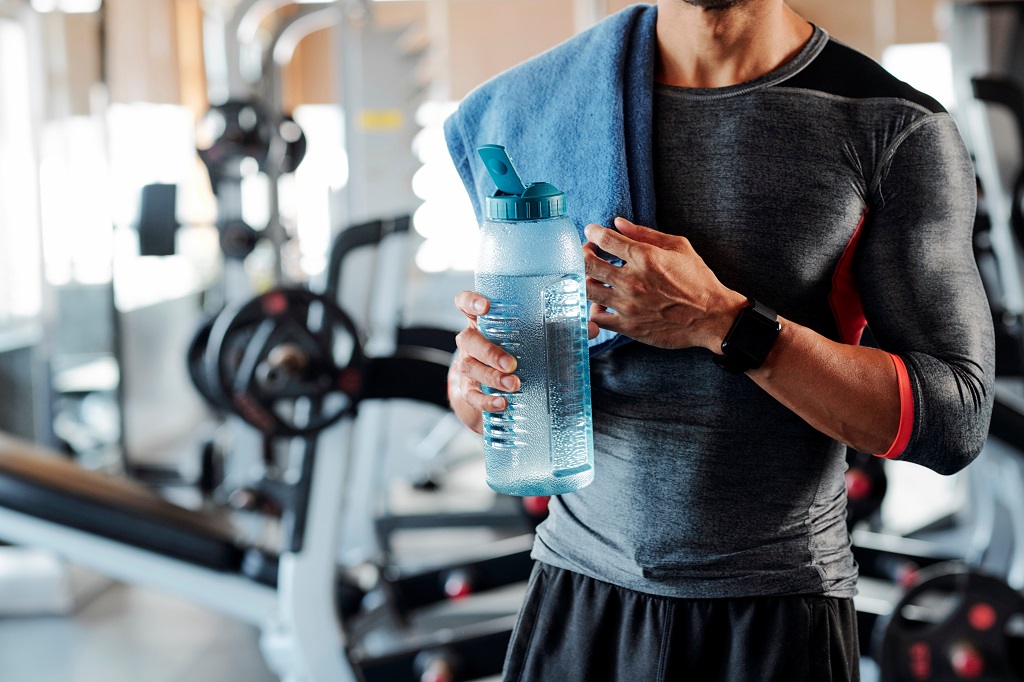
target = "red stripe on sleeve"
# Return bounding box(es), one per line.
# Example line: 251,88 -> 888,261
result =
877,353 -> 914,459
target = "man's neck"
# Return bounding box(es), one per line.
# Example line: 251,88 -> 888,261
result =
655,1 -> 814,89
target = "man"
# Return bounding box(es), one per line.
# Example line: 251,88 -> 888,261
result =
444,1 -> 994,679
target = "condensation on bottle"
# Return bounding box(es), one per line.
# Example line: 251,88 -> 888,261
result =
473,145 -> 594,497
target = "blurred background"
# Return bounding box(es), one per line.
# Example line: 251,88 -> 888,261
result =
1,1 -> 1024,681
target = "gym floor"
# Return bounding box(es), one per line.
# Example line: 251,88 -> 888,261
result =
0,581 -> 515,682
0,583 -> 277,682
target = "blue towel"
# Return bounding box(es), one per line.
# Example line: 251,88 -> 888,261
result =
444,4 -> 659,355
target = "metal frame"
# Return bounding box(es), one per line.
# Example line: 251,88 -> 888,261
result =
0,420 -> 360,680
0,506 -> 278,626
259,421 -> 357,682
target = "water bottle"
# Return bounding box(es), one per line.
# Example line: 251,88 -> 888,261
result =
473,144 -> 594,496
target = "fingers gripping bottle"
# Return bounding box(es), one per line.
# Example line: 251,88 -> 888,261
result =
474,144 -> 594,496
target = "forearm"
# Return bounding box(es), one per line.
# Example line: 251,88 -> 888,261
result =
743,318 -> 900,454
695,287 -> 901,455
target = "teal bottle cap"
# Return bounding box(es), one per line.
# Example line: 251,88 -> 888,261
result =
478,144 -> 566,221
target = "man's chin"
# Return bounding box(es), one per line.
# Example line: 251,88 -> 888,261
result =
680,0 -> 747,10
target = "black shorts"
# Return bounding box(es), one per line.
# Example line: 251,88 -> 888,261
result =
503,562 -> 860,682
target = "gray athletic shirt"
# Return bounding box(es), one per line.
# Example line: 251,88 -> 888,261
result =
531,28 -> 995,599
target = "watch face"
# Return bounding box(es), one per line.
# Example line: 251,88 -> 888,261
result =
724,307 -> 781,366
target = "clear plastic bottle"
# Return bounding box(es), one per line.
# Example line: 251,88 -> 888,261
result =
474,145 -> 594,496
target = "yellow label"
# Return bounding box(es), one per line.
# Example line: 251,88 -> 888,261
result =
358,109 -> 404,131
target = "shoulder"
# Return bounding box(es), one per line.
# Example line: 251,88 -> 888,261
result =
783,36 -> 946,114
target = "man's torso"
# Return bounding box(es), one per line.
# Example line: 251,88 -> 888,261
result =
533,30 -> 947,599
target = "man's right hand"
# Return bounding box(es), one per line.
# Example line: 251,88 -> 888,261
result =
450,291 -> 521,434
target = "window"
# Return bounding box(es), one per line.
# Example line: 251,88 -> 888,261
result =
0,19 -> 43,324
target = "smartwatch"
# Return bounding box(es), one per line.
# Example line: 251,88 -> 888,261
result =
713,299 -> 781,374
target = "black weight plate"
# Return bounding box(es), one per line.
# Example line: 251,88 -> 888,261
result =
846,448 -> 887,530
204,288 -> 365,437
187,317 -> 228,410
197,99 -> 274,177
219,219 -> 260,260
279,116 -> 307,175
878,563 -> 1024,681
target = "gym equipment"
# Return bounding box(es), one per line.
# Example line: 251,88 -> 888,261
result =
279,115 -> 307,175
188,317 -> 230,412
136,183 -> 180,257
846,449 -> 888,531
203,288 -> 365,437
318,216 -> 542,575
219,218 -> 261,261
185,279 -> 536,622
196,288 -> 539,623
950,2 -> 1024,358
0,291 -> 518,680
877,563 -> 1024,681
196,99 -> 308,268
196,98 -> 275,188
967,79 -> 1024,376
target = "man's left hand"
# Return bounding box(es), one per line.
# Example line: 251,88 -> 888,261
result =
583,217 -> 747,351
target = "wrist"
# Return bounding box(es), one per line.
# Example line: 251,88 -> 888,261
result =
704,289 -> 749,353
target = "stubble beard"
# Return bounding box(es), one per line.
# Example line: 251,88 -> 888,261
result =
680,0 -> 748,10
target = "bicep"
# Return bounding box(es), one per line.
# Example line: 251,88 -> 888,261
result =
856,115 -> 994,473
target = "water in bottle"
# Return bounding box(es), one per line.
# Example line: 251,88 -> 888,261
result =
474,144 -> 594,496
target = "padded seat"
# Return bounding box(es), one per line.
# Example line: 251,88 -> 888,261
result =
0,433 -> 243,571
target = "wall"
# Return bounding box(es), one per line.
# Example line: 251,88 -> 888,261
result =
88,0 -> 947,111
105,0 -> 182,105
447,0 -> 575,99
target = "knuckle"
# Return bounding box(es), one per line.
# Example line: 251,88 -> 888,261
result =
457,327 -> 482,353
489,348 -> 506,370
490,367 -> 509,388
631,247 -> 650,268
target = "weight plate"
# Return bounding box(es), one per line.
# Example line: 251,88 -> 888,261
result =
187,317 -> 228,410
279,116 -> 307,175
197,99 -> 274,178
846,448 -> 888,530
204,288 -> 365,437
878,563 -> 1024,681
219,219 -> 260,260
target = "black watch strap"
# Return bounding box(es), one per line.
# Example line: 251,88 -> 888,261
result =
713,298 -> 781,374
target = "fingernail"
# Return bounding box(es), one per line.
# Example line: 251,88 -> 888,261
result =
501,375 -> 517,390
490,397 -> 505,410
584,225 -> 596,238
500,356 -> 515,371
472,299 -> 486,314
